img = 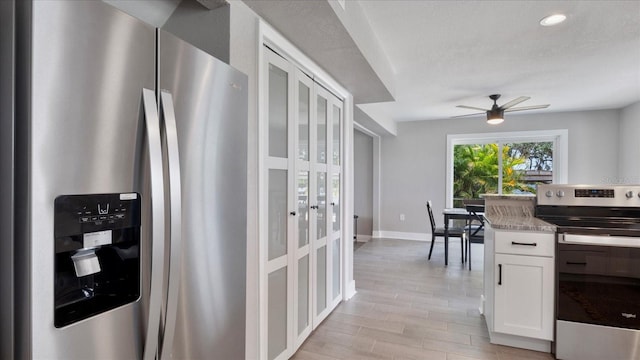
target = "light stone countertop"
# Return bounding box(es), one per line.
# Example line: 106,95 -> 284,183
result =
484,214 -> 556,232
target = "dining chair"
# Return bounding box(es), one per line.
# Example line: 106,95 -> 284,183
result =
426,201 -> 465,265
464,202 -> 485,270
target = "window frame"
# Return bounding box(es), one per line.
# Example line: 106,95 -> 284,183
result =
445,130 -> 568,208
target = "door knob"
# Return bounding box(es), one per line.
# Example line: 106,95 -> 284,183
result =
289,211 -> 296,216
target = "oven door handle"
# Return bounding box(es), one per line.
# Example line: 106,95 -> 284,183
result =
566,261 -> 587,266
560,233 -> 640,247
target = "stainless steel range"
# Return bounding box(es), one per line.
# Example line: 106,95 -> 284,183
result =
536,184 -> 640,360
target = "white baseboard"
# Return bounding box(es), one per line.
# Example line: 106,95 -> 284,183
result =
373,231 -> 429,241
344,280 -> 356,300
489,332 -> 551,353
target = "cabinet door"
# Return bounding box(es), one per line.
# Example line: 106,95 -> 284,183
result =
494,254 -> 554,340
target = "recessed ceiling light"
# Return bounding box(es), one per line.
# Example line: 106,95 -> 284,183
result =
540,14 -> 567,27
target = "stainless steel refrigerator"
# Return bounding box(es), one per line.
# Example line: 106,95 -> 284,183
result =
1,1 -> 247,359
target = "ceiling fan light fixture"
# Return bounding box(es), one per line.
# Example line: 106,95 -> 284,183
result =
455,94 -> 549,122
540,14 -> 567,27
486,109 -> 504,125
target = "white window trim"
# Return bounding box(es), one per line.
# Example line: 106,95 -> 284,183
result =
445,130 -> 568,208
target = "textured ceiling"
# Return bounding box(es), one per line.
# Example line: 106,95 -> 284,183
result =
242,0 -> 640,130
357,0 -> 640,122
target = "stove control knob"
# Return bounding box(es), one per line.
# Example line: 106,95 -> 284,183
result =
556,190 -> 565,198
545,190 -> 554,198
626,191 -> 634,199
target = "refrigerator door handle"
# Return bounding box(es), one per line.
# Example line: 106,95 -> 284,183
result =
141,88 -> 166,360
158,90 -> 183,360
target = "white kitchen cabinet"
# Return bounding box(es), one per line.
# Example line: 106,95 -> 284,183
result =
483,223 -> 555,352
494,253 -> 554,340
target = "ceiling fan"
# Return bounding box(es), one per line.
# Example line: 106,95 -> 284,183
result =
455,94 -> 550,124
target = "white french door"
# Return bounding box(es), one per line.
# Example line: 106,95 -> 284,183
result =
311,86 -> 329,325
311,85 -> 343,325
262,46 -> 343,360
263,51 -> 295,360
293,70 -> 313,348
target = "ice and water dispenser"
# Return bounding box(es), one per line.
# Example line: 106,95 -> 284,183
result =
54,193 -> 141,327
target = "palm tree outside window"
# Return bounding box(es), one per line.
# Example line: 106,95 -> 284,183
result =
452,142 -> 554,208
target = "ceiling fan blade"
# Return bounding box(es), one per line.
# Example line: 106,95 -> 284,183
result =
456,105 -> 489,111
500,96 -> 531,110
451,111 -> 485,118
504,104 -> 550,112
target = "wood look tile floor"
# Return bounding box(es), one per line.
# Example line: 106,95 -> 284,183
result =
292,238 -> 555,360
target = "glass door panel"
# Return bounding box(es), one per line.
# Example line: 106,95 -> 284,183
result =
298,82 -> 310,161
332,238 -> 341,300
317,96 -> 327,164
297,171 -> 309,248
297,255 -> 309,334
332,104 -> 341,166
268,267 -> 287,360
268,64 -> 288,158
268,169 -> 288,260
316,246 -> 327,315
314,165 -> 328,319
316,172 -> 327,240
332,173 -> 340,232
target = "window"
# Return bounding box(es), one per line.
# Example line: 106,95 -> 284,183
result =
446,130 -> 568,208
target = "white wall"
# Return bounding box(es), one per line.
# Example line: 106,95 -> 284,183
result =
378,110 -> 621,237
228,2 -> 260,359
618,101 -> 640,183
327,0 -> 395,98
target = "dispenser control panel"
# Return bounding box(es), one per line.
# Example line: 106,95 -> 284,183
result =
55,193 -> 140,243
54,193 -> 141,328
